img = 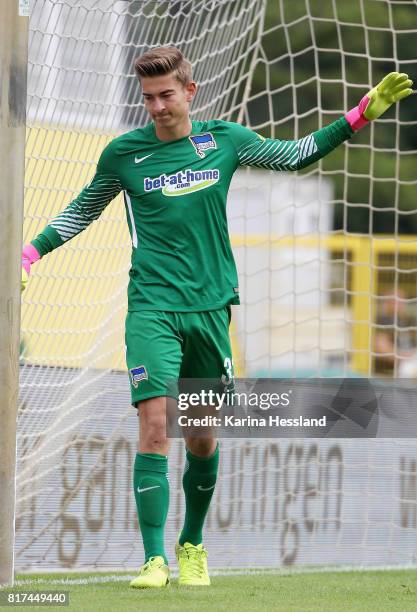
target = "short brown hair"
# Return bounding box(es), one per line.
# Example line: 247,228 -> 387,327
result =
134,46 -> 192,86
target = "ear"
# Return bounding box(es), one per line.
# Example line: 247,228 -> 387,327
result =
185,81 -> 197,103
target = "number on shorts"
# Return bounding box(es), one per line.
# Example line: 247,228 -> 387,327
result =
222,357 -> 234,385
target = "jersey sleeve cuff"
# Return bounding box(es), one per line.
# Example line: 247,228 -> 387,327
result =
31,225 -> 64,257
313,116 -> 354,155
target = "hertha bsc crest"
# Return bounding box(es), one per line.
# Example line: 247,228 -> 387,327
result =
189,133 -> 217,158
130,365 -> 148,388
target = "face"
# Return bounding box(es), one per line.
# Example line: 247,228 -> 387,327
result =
382,291 -> 406,315
140,72 -> 196,129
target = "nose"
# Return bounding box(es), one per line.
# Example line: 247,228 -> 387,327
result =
153,98 -> 166,113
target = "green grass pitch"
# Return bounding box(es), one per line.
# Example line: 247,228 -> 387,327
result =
2,569 -> 417,611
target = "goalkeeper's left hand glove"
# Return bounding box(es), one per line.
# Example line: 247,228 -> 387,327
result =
345,72 -> 413,131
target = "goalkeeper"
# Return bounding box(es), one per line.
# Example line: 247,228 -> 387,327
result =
21,46 -> 412,588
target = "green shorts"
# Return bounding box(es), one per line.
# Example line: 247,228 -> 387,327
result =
125,307 -> 234,405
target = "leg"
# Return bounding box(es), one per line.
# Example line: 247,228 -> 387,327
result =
179,435 -> 219,548
125,311 -> 183,588
133,396 -> 170,564
138,395 -> 171,455
130,397 -> 171,588
175,308 -> 233,585
175,429 -> 219,586
178,307 -> 232,549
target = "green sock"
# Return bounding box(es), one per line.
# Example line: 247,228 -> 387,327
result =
133,452 -> 169,564
179,444 -> 219,546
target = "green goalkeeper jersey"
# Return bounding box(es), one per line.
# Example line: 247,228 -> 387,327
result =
31,118 -> 353,312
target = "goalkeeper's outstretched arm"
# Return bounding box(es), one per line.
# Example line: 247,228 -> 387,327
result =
21,144 -> 122,291
233,72 -> 413,172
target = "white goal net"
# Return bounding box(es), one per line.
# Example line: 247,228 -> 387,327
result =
18,0 -> 417,572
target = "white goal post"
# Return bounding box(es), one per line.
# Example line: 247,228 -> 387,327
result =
0,0 -> 28,587
11,0 -> 417,575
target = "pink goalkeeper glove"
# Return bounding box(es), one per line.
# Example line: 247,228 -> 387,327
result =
21,244 -> 41,292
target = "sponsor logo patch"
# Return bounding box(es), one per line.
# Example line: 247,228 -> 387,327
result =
130,365 -> 148,388
189,132 -> 217,158
144,168 -> 220,197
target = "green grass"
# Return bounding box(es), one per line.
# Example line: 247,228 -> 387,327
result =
2,569 -> 417,612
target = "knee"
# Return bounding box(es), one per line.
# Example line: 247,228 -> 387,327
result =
141,419 -> 168,451
138,400 -> 169,453
186,437 -> 217,458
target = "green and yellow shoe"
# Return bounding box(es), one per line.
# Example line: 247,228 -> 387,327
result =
175,542 -> 211,586
129,556 -> 170,589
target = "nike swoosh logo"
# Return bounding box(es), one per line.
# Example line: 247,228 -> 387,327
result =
137,485 -> 160,493
197,484 -> 215,491
135,153 -> 153,164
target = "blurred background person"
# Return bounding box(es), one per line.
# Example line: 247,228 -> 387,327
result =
374,288 -> 417,377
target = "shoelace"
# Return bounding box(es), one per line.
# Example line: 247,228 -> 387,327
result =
140,557 -> 161,574
181,547 -> 206,578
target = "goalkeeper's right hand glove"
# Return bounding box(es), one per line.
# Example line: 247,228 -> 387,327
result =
21,244 -> 41,292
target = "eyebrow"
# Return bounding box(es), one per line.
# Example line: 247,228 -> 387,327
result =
142,89 -> 176,96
